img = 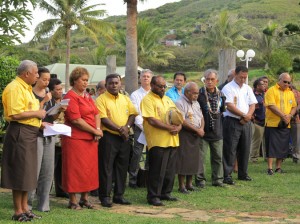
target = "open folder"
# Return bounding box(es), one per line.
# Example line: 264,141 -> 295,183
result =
46,99 -> 70,115
44,124 -> 71,137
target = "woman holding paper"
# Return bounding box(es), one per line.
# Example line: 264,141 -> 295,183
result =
62,67 -> 103,210
28,67 -> 59,213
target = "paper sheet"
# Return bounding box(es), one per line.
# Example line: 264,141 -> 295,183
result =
44,124 -> 71,137
137,131 -> 147,145
46,99 -> 70,115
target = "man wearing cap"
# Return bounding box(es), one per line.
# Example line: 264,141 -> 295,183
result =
166,72 -> 186,102
141,75 -> 182,206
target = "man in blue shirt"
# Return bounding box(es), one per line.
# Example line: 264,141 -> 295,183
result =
166,72 -> 186,102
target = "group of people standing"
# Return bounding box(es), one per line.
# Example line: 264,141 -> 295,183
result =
0,60 -> 298,222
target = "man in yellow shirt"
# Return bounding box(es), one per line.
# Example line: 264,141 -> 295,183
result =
265,73 -> 296,175
1,60 -> 46,221
141,75 -> 182,206
96,74 -> 138,207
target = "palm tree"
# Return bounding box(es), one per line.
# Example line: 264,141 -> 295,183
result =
115,19 -> 175,68
202,11 -> 250,83
32,0 -> 113,91
124,0 -> 140,94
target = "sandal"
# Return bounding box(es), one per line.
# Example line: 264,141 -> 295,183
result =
67,201 -> 82,210
11,213 -> 31,222
25,210 -> 42,219
79,199 -> 94,209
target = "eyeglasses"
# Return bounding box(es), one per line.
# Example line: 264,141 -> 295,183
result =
283,80 -> 291,84
155,84 -> 167,89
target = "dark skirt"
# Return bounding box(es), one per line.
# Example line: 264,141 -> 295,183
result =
176,128 -> 202,175
1,122 -> 39,191
265,127 -> 290,158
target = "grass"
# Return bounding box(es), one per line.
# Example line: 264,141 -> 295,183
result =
1,156 -> 300,223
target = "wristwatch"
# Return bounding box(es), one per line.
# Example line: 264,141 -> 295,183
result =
242,113 -> 246,118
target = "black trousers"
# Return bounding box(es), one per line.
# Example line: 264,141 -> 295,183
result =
223,117 -> 252,179
98,131 -> 131,200
54,145 -> 65,195
147,146 -> 177,200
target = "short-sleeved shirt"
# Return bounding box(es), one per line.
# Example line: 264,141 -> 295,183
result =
141,91 -> 179,150
64,90 -> 99,140
95,91 -> 138,135
265,83 -> 296,127
2,76 -> 41,127
130,87 -> 150,130
166,86 -> 184,102
175,95 -> 202,129
222,80 -> 257,119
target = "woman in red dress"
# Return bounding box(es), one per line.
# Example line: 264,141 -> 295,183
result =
62,67 -> 103,209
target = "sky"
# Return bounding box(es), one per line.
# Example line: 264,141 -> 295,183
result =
22,0 -> 180,43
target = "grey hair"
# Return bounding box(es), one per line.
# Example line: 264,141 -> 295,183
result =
228,69 -> 235,77
140,69 -> 153,77
17,60 -> 37,76
185,82 -> 199,92
278,72 -> 290,80
204,69 -> 218,79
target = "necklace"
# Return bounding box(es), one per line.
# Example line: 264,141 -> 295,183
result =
204,87 -> 221,115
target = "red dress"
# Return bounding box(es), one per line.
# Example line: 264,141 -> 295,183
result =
62,90 -> 99,192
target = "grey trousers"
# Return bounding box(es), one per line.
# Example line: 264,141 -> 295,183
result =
128,126 -> 145,185
223,117 -> 252,179
196,139 -> 224,185
28,136 -> 55,212
250,122 -> 265,161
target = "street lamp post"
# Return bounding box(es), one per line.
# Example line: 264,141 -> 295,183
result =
236,49 -> 255,84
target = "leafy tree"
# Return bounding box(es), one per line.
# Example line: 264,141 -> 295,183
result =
115,19 -> 175,68
0,56 -> 19,131
32,0 -> 114,91
0,0 -> 36,46
268,49 -> 292,77
200,11 -> 251,83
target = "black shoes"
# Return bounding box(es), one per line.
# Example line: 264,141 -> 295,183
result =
195,183 -> 205,188
275,168 -> 286,173
212,182 -> 225,187
129,183 -> 138,189
238,176 -> 252,181
178,188 -> 190,194
223,178 -> 235,185
148,198 -> 164,206
267,169 -> 274,175
100,197 -> 113,208
160,195 -> 178,201
56,192 -> 69,198
113,197 -> 131,205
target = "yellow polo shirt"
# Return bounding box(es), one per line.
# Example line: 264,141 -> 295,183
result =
265,83 -> 296,127
2,76 -> 41,127
96,91 -> 138,135
141,91 -> 179,150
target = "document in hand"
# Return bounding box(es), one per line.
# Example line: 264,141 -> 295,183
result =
44,124 -> 72,137
46,99 -> 70,115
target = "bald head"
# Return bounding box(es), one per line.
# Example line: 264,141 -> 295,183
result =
278,72 -> 291,90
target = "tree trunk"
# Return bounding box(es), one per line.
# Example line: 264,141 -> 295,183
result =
106,55 -> 116,76
125,0 -> 138,94
65,28 -> 71,92
218,49 -> 236,84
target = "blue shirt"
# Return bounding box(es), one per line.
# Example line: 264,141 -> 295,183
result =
166,86 -> 184,102
253,91 -> 265,125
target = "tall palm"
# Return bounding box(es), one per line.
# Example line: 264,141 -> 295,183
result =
115,19 -> 175,67
32,0 -> 113,91
202,11 -> 250,83
124,0 -> 144,94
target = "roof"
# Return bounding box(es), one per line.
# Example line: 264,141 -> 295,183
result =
45,63 -> 134,85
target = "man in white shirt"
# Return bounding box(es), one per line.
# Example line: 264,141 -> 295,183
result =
221,66 -> 257,185
128,69 -> 153,188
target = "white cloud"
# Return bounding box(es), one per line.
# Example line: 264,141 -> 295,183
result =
22,0 -> 180,43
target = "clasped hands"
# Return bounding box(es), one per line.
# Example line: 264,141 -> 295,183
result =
168,124 -> 182,135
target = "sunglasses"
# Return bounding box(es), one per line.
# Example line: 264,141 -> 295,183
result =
283,80 -> 291,84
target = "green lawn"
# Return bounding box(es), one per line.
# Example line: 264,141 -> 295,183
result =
1,157 -> 300,223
